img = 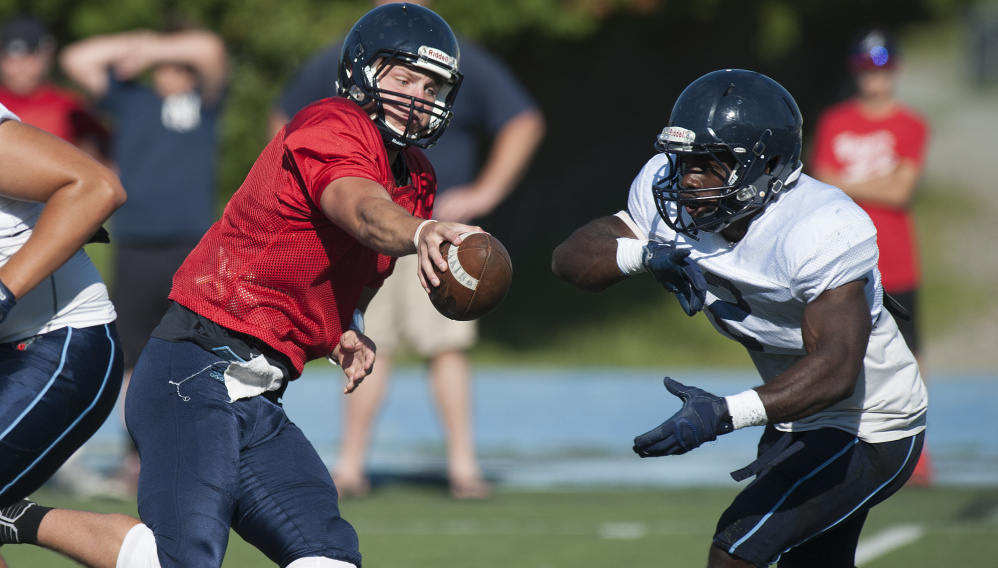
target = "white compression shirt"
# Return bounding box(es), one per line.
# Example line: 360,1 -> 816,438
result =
0,104 -> 116,343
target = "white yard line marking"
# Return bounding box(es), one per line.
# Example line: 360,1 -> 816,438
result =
598,522 -> 648,540
855,524 -> 925,566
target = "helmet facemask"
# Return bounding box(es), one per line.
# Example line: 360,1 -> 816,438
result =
343,48 -> 461,150
652,126 -> 802,239
650,69 -> 805,239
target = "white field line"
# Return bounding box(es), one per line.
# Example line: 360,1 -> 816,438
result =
855,524 -> 925,566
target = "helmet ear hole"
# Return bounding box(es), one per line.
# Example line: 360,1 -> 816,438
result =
765,155 -> 781,175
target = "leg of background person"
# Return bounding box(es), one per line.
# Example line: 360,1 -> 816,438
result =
35,509 -> 140,568
428,349 -> 490,499
111,243 -> 197,494
330,354 -> 395,497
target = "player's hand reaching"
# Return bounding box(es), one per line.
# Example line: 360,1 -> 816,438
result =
412,219 -> 482,292
633,377 -> 734,457
331,330 -> 376,394
642,243 -> 707,316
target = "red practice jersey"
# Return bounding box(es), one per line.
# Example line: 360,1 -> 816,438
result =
811,99 -> 929,292
170,97 -> 435,374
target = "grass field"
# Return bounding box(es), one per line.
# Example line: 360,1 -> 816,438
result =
3,484 -> 996,567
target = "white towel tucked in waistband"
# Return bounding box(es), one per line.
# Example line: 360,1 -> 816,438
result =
223,354 -> 284,402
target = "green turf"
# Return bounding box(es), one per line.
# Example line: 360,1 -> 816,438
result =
4,485 -> 996,567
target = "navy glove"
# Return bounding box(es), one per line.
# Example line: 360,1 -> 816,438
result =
642,243 -> 707,316
633,377 -> 733,457
0,279 -> 15,324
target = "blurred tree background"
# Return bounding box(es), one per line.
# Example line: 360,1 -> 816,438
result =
6,0 -> 990,367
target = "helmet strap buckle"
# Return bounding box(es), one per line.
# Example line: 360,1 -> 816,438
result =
736,185 -> 759,202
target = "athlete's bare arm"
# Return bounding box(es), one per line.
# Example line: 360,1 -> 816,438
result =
552,215 -> 638,292
0,120 -> 125,300
318,176 -> 480,290
754,279 -> 872,422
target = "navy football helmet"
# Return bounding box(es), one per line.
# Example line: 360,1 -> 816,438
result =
337,3 -> 462,149
652,69 -> 803,238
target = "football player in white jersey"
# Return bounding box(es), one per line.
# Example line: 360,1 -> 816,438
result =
0,102 -> 125,566
553,69 -> 927,568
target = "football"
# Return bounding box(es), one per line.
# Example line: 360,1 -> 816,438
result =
428,232 -> 512,321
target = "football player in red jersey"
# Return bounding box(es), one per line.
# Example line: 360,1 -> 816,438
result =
0,5 -> 481,568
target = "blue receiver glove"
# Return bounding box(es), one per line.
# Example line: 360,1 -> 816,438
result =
633,377 -> 733,457
0,279 -> 15,324
642,243 -> 707,316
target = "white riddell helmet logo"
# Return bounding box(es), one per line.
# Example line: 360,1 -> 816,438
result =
418,46 -> 455,68
660,127 -> 695,145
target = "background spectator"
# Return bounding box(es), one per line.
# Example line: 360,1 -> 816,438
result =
0,14 -> 109,168
59,23 -> 228,492
808,28 -> 932,485
271,0 -> 545,500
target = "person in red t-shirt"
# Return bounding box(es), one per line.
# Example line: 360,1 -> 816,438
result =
0,5 -> 481,568
0,15 -> 109,161
810,28 -> 933,485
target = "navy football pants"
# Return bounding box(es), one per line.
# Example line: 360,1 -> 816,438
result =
125,338 -> 361,568
0,324 -> 123,506
714,425 -> 924,567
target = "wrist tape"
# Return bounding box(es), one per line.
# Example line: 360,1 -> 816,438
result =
616,238 -> 649,275
724,389 -> 768,430
412,219 -> 437,250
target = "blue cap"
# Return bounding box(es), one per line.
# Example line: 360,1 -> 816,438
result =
850,29 -> 898,73
1,15 -> 55,56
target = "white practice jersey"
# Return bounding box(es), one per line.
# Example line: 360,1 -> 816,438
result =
619,153 -> 926,443
0,105 -> 116,343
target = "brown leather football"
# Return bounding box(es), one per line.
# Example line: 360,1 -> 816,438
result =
428,232 -> 512,321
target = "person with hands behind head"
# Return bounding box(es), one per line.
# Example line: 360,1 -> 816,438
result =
0,14 -> 110,162
0,5 -> 479,568
59,21 -> 229,492
58,23 -> 227,374
0,102 -> 125,566
552,69 -> 927,568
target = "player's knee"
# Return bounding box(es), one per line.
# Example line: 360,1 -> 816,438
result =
287,557 -> 357,568
117,523 -> 161,568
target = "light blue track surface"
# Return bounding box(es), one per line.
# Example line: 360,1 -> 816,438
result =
83,366 -> 998,488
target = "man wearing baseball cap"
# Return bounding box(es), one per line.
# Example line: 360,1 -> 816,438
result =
0,14 -> 109,160
809,28 -> 933,485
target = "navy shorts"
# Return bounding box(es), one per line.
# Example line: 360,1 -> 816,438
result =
124,338 -> 361,568
112,243 -> 198,369
714,425 -> 923,568
0,324 -> 123,506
